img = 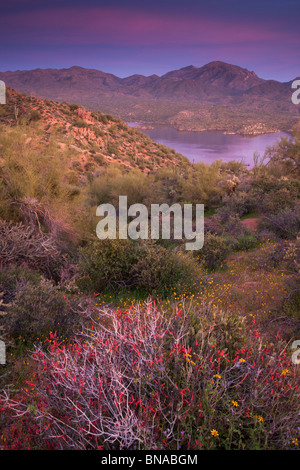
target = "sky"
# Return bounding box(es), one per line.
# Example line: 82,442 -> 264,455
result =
0,0 -> 299,81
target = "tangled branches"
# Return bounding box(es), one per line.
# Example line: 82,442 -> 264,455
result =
1,301 -> 299,450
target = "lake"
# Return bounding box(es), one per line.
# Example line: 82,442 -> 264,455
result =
127,123 -> 289,167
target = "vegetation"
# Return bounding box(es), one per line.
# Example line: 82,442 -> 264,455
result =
0,90 -> 299,450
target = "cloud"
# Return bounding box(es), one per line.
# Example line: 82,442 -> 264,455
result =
0,6 -> 294,47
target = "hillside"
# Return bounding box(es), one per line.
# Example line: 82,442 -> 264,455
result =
1,62 -> 299,135
0,87 -> 190,175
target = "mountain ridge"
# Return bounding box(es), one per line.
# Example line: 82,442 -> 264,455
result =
0,61 -> 298,134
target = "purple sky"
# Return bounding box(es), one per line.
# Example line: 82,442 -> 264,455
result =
0,0 -> 299,81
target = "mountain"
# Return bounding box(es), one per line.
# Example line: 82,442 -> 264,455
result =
0,61 -> 299,134
161,62 -> 263,91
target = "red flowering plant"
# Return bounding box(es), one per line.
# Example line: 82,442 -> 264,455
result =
1,300 -> 299,450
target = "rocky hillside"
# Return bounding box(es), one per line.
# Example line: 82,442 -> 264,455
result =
0,88 -> 190,175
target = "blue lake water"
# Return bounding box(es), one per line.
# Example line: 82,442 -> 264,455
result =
127,123 -> 289,167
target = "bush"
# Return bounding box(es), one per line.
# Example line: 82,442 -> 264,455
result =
0,219 -> 64,280
107,143 -> 119,157
258,206 -> 300,239
233,234 -> 258,252
217,191 -> 256,219
28,110 -> 41,122
131,242 -> 200,296
79,238 -> 140,292
0,264 -> 41,311
194,232 -> 230,271
281,239 -> 300,319
79,238 -> 200,297
70,104 -> 79,111
6,277 -> 83,341
2,301 -> 299,450
73,118 -> 89,128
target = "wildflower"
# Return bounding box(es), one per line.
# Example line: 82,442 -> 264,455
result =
256,415 -> 263,422
232,400 -> 239,407
292,438 -> 298,447
239,358 -> 246,363
211,429 -> 219,437
214,374 -> 221,379
281,369 -> 289,376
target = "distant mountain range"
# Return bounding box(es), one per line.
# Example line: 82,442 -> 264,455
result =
0,61 -> 299,134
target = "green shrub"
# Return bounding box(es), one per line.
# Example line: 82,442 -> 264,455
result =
131,242 -> 200,296
28,110 -> 41,122
107,143 -> 119,157
217,191 -> 256,219
93,153 -> 106,165
70,104 -> 79,111
234,234 -> 258,252
79,238 -> 200,297
0,264 -> 41,310
73,118 -> 89,128
194,232 -> 230,271
6,277 -> 82,340
79,238 -> 140,292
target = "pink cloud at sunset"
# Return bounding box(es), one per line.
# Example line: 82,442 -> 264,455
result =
0,7 -> 294,47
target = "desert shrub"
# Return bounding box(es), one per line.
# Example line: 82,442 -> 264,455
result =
220,160 -> 247,176
264,134 -> 300,177
258,206 -> 300,239
93,153 -> 106,165
73,118 -> 89,128
281,239 -> 300,319
194,232 -> 230,271
107,143 -> 119,157
131,242 -> 200,296
217,191 -> 256,219
97,113 -> 108,124
88,167 -> 153,207
233,234 -> 258,252
259,188 -> 296,215
181,161 -> 223,206
256,241 -> 287,270
208,212 -> 248,240
0,264 -> 41,313
283,276 -> 300,319
1,301 -> 299,450
28,110 -> 41,122
105,113 -> 115,122
5,277 -> 83,341
79,238 -> 200,297
0,126 -> 82,239
69,104 -> 79,111
93,127 -> 105,138
0,219 -> 64,280
79,238 -> 140,292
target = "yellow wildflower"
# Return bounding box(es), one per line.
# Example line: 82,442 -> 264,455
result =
211,429 -> 219,437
